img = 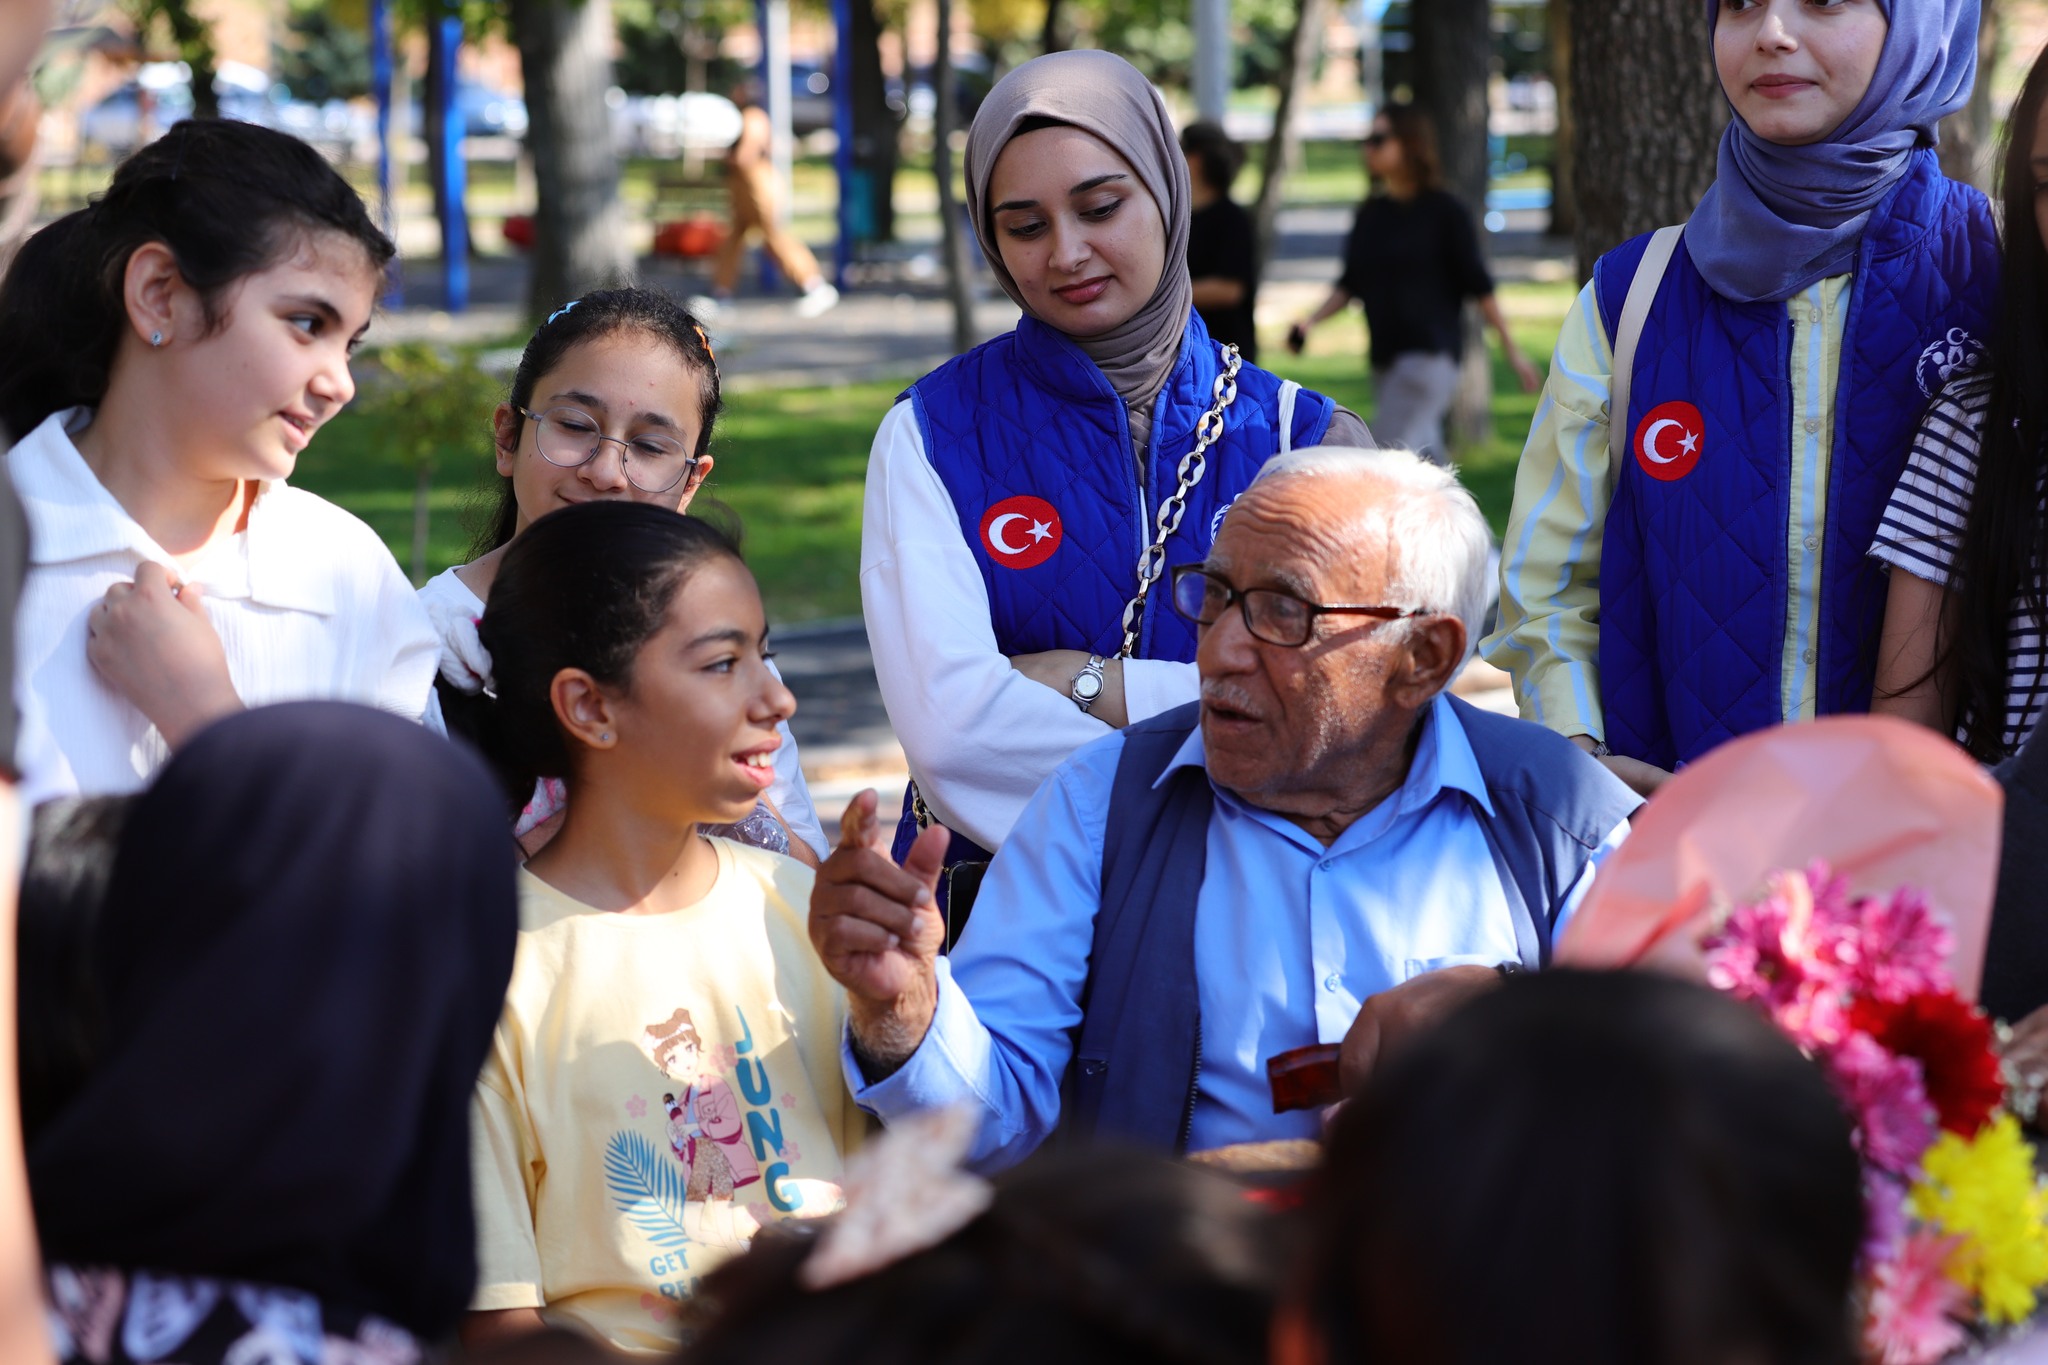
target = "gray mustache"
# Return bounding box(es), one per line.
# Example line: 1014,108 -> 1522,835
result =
1201,682 -> 1264,719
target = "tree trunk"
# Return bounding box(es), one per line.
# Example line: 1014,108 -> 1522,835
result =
1040,0 -> 1068,54
1570,0 -> 1723,282
934,0 -> 975,355
509,0 -> 633,316
132,0 -> 220,119
1251,0 -> 1329,273
1546,0 -> 1576,240
1411,0 -> 1490,448
1938,0 -> 1997,191
850,0 -> 897,242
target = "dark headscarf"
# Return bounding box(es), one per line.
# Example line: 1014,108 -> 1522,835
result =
28,702 -> 519,1338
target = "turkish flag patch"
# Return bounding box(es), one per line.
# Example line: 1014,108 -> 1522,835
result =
1633,401 -> 1705,482
979,495 -> 1063,569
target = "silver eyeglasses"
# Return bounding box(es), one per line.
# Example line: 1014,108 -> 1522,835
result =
517,405 -> 700,494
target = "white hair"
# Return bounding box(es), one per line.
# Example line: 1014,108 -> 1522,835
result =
1251,445 -> 1492,651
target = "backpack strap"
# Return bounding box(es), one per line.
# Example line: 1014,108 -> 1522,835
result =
1607,224 -> 1684,467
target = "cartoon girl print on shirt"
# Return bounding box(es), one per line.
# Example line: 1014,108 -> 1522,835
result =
643,1007 -> 761,1202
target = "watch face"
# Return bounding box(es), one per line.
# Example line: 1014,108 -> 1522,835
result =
1074,672 -> 1103,701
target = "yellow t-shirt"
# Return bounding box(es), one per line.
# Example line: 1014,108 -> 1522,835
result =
470,838 -> 865,1356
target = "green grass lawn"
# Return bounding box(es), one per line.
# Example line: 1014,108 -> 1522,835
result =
291,278 -> 1574,624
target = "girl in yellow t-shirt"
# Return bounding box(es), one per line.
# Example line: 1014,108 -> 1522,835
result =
460,500 -> 865,1357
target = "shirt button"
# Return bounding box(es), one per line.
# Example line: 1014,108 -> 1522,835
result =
1811,308 -> 1823,325
1802,648 -> 1817,665
1802,534 -> 1819,552
1803,418 -> 1820,434
1323,972 -> 1343,993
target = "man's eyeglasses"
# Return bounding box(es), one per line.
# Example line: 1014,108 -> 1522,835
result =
517,405 -> 700,495
1169,565 -> 1422,648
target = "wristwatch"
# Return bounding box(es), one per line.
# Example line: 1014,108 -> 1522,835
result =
1070,655 -> 1107,713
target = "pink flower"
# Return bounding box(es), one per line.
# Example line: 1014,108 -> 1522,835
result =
780,1093 -> 798,1110
641,1293 -> 672,1323
713,1043 -> 738,1072
625,1095 -> 648,1119
1862,1169 -> 1910,1271
1843,886 -> 1955,1004
1704,868 -> 1852,1048
1863,1231 -> 1969,1365
783,1139 -> 803,1163
1826,1032 -> 1937,1177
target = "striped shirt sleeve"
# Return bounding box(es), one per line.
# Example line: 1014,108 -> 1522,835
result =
1480,278 -> 1615,741
1870,373 -> 1991,587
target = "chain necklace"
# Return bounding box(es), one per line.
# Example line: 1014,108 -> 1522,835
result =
1117,344 -> 1241,658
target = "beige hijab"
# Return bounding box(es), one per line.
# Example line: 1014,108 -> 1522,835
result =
964,50 -> 1194,460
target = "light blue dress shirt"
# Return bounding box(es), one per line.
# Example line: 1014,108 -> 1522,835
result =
843,693 -> 1630,1170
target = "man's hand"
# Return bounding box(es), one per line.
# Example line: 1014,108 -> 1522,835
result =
2003,1005 -> 2048,1129
1568,733 -> 1674,799
85,562 -> 242,748
1338,965 -> 1500,1095
810,790 -> 949,1081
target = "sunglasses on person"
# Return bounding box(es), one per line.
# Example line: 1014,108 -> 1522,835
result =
1169,565 -> 1422,648
516,405 -> 701,495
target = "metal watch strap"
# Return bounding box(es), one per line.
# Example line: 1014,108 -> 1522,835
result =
1070,654 -> 1107,713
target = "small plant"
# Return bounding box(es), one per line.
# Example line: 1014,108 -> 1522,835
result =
363,341 -> 501,583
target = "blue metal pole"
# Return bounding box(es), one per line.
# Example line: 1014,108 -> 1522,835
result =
370,0 -> 399,305
753,0 -> 780,294
435,11 -> 469,313
831,0 -> 853,289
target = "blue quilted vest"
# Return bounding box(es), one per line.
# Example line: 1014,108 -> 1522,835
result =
1064,699 -> 1641,1153
892,312 -> 1336,872
1593,150 -> 1998,770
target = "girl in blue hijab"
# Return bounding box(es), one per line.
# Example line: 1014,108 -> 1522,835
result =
1486,0 -> 1996,794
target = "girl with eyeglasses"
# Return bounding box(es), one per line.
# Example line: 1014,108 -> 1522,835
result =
1285,103 -> 1541,464
423,288 -> 826,863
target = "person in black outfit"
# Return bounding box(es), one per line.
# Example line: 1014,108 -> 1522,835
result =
1180,121 -> 1259,361
1287,103 -> 1539,463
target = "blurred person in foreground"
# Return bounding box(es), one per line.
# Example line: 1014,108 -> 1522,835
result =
1284,969 -> 1863,1365
811,447 -> 1637,1170
678,1108 -> 1280,1365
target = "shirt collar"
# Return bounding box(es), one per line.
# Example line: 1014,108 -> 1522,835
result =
12,409 -> 337,615
1158,691 -> 1495,819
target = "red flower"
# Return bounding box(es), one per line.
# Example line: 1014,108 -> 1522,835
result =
1849,992 -> 2004,1136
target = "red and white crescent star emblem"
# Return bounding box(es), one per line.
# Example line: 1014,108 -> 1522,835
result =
1633,400 -> 1705,482
979,495 -> 1063,570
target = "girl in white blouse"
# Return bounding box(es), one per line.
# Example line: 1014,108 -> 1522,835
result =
420,288 -> 825,862
0,119 -> 436,799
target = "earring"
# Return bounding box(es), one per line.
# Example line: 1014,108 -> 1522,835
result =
149,331 -> 164,347
600,732 -> 612,743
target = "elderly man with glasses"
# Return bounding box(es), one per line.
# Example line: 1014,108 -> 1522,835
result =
810,447 -> 1638,1168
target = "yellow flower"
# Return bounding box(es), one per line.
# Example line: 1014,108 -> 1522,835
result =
1908,1115 -> 2048,1325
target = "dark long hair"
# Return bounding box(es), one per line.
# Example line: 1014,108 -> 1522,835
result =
448,500 -> 743,810
1376,102 -> 1443,193
0,118 -> 393,439
1942,45 -> 2048,761
471,287 -> 723,558
681,1147 -> 1283,1365
1312,970 -> 1863,1365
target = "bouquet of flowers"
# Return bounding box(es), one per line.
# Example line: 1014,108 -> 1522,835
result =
1702,861 -> 2048,1363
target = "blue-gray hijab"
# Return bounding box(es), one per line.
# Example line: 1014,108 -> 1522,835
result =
1686,0 -> 1979,304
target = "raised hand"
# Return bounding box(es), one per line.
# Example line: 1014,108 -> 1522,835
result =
809,789 -> 950,1079
85,562 -> 243,747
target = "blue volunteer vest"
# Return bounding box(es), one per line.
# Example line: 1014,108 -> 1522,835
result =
1593,149 -> 1999,770
891,311 -> 1336,873
1063,699 -> 1641,1153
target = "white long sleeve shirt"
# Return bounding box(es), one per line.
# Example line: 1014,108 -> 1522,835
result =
12,408 -> 439,798
860,400 -> 1199,851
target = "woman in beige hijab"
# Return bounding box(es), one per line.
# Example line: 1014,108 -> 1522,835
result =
858,49 -> 1371,928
